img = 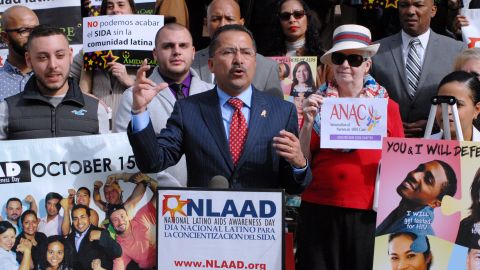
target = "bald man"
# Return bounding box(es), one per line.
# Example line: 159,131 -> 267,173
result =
192,0 -> 283,99
0,5 -> 39,101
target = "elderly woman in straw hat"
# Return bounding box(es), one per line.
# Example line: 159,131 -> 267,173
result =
296,25 -> 404,270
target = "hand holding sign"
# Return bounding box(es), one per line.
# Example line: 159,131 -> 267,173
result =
107,62 -> 134,87
131,59 -> 168,114
302,94 -> 323,127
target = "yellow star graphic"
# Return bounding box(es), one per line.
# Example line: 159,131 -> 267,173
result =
385,0 -> 398,8
162,195 -> 191,221
101,50 -> 120,68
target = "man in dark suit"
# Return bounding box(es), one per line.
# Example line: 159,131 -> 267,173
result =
127,24 -> 310,193
67,205 -> 122,270
371,0 -> 466,137
191,0 -> 283,99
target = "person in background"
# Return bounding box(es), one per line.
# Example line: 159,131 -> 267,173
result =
155,0 -> 189,27
371,0 -> 466,138
13,210 -> 47,270
71,0 -> 138,116
264,0 -> 329,85
296,24 -> 404,270
191,0 -> 283,98
0,221 -> 32,270
114,23 -> 213,187
454,48 -> 480,129
0,5 -> 39,101
0,25 -> 110,140
433,71 -> 480,141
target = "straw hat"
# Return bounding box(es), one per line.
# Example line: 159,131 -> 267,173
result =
320,24 -> 380,65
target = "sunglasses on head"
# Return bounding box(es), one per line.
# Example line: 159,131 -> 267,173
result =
331,52 -> 366,67
279,10 -> 306,21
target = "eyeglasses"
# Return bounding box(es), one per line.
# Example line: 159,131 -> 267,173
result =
4,27 -> 35,37
216,47 -> 256,58
331,52 -> 366,67
279,10 -> 306,21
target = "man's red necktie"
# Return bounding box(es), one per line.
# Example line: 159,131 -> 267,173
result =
228,98 -> 248,166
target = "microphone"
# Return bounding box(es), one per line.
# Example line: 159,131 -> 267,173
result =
208,175 -> 229,189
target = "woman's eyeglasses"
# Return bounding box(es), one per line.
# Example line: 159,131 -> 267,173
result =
331,52 -> 366,67
279,10 -> 306,21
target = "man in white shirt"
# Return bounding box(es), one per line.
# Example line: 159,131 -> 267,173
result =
37,192 -> 64,237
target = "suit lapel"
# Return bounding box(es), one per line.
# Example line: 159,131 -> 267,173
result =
389,33 -> 410,98
190,69 -> 209,95
236,89 -> 269,168
150,68 -> 177,107
199,89 -> 234,170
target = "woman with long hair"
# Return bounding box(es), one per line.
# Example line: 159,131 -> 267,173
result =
263,0 -> 331,86
434,71 -> 480,141
13,210 -> 47,270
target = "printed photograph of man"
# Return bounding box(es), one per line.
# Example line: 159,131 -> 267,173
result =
376,160 -> 457,236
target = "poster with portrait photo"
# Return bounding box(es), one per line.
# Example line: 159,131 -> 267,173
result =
0,133 -> 161,269
373,137 -> 480,269
270,56 -> 316,127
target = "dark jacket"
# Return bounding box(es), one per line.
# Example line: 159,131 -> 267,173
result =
13,232 -> 47,270
6,76 -> 100,139
67,225 -> 122,270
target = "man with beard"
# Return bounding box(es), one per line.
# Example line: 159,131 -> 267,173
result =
5,196 -> 38,236
107,175 -> 158,270
0,5 -> 39,101
376,160 -> 457,236
0,25 -> 109,139
67,204 -> 122,270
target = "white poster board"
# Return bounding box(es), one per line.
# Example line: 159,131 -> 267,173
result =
320,98 -> 388,149
461,9 -> 480,48
82,14 -> 163,53
157,188 -> 284,270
